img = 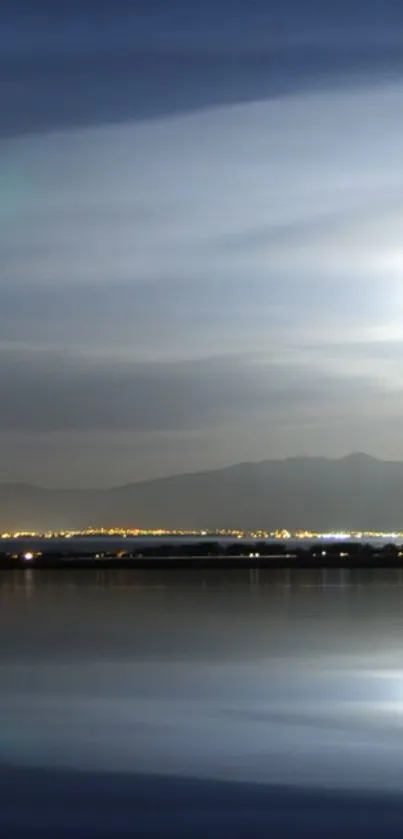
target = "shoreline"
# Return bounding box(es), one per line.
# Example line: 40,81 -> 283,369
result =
2,554 -> 403,570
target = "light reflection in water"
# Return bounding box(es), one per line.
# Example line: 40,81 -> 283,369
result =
1,569 -> 403,794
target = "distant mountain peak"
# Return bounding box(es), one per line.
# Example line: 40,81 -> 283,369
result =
2,452 -> 403,532
340,452 -> 379,463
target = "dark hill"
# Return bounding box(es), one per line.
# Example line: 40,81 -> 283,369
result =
0,453 -> 402,532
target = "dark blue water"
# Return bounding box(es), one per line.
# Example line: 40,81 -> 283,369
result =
1,568 -> 403,836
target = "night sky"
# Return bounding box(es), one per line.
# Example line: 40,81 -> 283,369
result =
2,1 -> 403,487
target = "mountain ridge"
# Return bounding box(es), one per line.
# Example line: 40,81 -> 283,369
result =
0,452 -> 388,493
0,453 -> 402,532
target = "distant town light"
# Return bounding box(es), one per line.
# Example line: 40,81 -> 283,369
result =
23,552 -> 34,561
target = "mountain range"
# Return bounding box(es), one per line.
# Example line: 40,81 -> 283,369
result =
1,453 -> 402,533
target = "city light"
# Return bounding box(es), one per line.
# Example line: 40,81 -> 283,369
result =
1,528 -> 403,541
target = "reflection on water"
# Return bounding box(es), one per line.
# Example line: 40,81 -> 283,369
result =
3,566 -> 403,593
2,569 -> 403,798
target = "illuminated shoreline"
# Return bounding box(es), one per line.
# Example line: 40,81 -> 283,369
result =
2,528 -> 403,541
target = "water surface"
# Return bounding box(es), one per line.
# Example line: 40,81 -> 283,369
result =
1,569 -> 403,835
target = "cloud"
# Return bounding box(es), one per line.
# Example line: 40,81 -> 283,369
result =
3,43 -> 403,481
3,81 -> 403,352
3,0 -> 403,137
0,345 -> 395,436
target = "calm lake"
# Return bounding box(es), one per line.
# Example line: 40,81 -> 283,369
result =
2,568 -> 403,836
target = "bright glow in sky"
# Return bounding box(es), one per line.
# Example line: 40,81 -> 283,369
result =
2,1 -> 403,485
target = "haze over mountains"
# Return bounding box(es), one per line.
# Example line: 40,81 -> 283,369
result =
1,453 -> 403,533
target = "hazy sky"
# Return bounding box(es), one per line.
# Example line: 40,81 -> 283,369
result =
2,0 -> 403,487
